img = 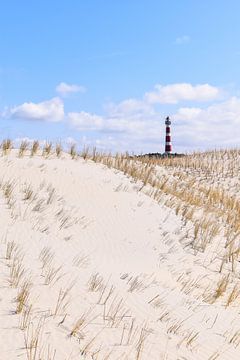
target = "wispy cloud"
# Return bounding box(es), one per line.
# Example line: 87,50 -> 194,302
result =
105,98 -> 155,117
56,82 -> 86,96
175,35 -> 191,45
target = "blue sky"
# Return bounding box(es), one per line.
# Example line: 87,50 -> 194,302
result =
1,0 -> 240,153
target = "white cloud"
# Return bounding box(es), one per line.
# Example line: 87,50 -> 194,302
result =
3,81 -> 239,154
172,97 -> 240,148
56,82 -> 86,96
174,107 -> 202,121
145,83 -> 221,104
68,111 -> 103,131
68,111 -> 158,137
68,94 -> 240,153
175,35 -> 191,45
174,97 -> 240,123
8,97 -> 64,122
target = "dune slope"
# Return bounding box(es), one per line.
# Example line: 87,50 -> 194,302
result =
0,151 -> 240,359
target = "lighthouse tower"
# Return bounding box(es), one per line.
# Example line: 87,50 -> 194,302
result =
165,116 -> 172,154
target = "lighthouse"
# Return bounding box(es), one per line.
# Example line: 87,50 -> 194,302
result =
165,116 -> 172,154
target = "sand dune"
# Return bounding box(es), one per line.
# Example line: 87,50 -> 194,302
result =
0,149 -> 240,359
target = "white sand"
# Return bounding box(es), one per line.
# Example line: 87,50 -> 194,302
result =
0,151 -> 239,359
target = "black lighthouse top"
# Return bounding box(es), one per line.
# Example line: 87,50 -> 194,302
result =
165,116 -> 171,125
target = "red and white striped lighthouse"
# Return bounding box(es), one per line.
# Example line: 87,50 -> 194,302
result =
165,116 -> 172,154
